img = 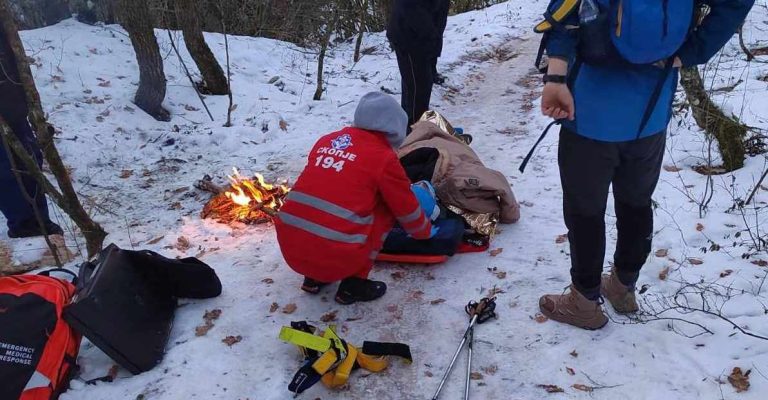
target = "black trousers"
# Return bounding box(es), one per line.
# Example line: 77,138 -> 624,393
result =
395,49 -> 435,125
559,128 -> 666,298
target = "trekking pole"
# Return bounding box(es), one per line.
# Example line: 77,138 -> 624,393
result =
431,297 -> 497,400
464,326 -> 473,400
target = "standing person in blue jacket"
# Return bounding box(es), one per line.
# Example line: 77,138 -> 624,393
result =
0,23 -> 63,239
536,0 -> 754,330
387,0 -> 451,125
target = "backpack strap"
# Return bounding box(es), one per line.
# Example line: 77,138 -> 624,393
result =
533,0 -> 580,71
636,56 -> 675,139
38,268 -> 78,284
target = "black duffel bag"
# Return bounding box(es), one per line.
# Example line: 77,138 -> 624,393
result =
63,244 -> 221,375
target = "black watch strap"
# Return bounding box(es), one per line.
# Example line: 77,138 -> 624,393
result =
543,74 -> 567,84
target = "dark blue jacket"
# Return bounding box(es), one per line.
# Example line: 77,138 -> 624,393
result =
545,0 -> 754,142
0,22 -> 29,123
387,0 -> 451,58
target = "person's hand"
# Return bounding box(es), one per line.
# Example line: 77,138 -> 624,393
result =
542,83 -> 575,121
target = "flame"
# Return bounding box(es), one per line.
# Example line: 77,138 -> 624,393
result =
219,168 -> 290,222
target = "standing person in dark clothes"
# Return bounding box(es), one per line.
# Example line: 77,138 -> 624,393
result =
535,0 -> 754,330
387,0 -> 451,125
432,0 -> 450,85
0,23 -> 63,239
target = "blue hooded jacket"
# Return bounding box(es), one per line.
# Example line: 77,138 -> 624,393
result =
545,0 -> 754,142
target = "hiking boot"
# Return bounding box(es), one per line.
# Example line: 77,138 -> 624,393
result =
335,277 -> 387,305
8,220 -> 64,239
301,277 -> 329,294
539,285 -> 608,330
601,267 -> 639,314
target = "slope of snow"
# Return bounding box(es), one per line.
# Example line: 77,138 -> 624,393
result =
2,1 -> 768,399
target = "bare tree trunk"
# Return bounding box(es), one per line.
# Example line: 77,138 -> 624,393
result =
353,0 -> 368,62
0,0 -> 107,258
680,66 -> 747,172
314,9 -> 338,101
119,0 -> 169,121
175,0 -> 229,95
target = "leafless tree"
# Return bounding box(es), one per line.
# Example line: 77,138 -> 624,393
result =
174,0 -> 229,95
119,0 -> 170,121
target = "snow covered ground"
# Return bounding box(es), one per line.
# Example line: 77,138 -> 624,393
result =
3,1 -> 768,399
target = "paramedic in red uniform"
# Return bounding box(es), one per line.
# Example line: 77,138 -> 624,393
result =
276,92 -> 434,305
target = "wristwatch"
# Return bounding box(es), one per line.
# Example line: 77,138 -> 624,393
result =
543,74 -> 567,84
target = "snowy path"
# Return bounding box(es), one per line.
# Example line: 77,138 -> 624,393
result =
4,2 -> 767,399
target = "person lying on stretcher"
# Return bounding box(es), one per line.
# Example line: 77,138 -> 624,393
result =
275,92 -> 439,305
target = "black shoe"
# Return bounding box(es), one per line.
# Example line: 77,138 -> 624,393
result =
335,277 -> 387,305
8,221 -> 64,239
301,277 -> 329,294
433,73 -> 447,85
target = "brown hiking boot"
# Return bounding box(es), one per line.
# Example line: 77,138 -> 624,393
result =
539,285 -> 608,330
601,267 -> 639,314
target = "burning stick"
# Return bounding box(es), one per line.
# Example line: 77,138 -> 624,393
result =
201,168 -> 289,225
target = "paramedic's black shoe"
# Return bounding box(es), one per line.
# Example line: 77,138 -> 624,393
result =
434,73 -> 447,85
301,277 -> 329,294
335,277 -> 387,305
8,220 -> 64,238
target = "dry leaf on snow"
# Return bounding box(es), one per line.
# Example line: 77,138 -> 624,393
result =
262,278 -> 275,284
470,372 -> 484,380
119,169 -> 133,179
663,165 -> 683,172
751,260 -> 768,267
482,365 -> 498,375
176,236 -> 192,251
572,384 -> 594,392
659,266 -> 670,281
655,249 -> 668,258
728,367 -> 750,393
430,298 -> 446,305
391,271 -> 405,280
570,350 -> 579,358
282,303 -> 297,314
555,234 -> 568,244
688,258 -> 704,265
537,384 -> 564,393
534,313 -> 549,323
696,223 -> 705,232
222,335 -> 242,347
720,269 -> 734,278
566,367 -> 575,376
279,119 -> 289,131
146,236 -> 164,245
269,302 -> 279,313
490,248 -> 504,257
321,310 -> 338,322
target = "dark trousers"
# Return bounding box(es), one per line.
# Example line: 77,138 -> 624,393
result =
559,128 -> 666,298
0,115 -> 51,234
395,49 -> 434,125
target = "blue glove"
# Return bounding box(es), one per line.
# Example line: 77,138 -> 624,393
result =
429,225 -> 440,239
411,181 -> 440,221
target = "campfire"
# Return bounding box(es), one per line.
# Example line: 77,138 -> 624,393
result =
201,168 -> 290,224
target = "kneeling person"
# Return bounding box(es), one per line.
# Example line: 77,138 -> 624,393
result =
276,92 -> 434,305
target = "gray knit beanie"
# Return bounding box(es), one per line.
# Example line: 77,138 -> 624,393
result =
353,92 -> 408,148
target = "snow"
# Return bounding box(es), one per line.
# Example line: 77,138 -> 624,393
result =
2,1 -> 768,399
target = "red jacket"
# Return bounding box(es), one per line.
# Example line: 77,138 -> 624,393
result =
275,127 -> 432,282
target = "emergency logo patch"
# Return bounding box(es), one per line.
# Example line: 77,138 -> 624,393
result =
331,134 -> 353,151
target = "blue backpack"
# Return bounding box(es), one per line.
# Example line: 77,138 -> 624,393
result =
578,0 -> 695,66
534,0 -> 696,68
